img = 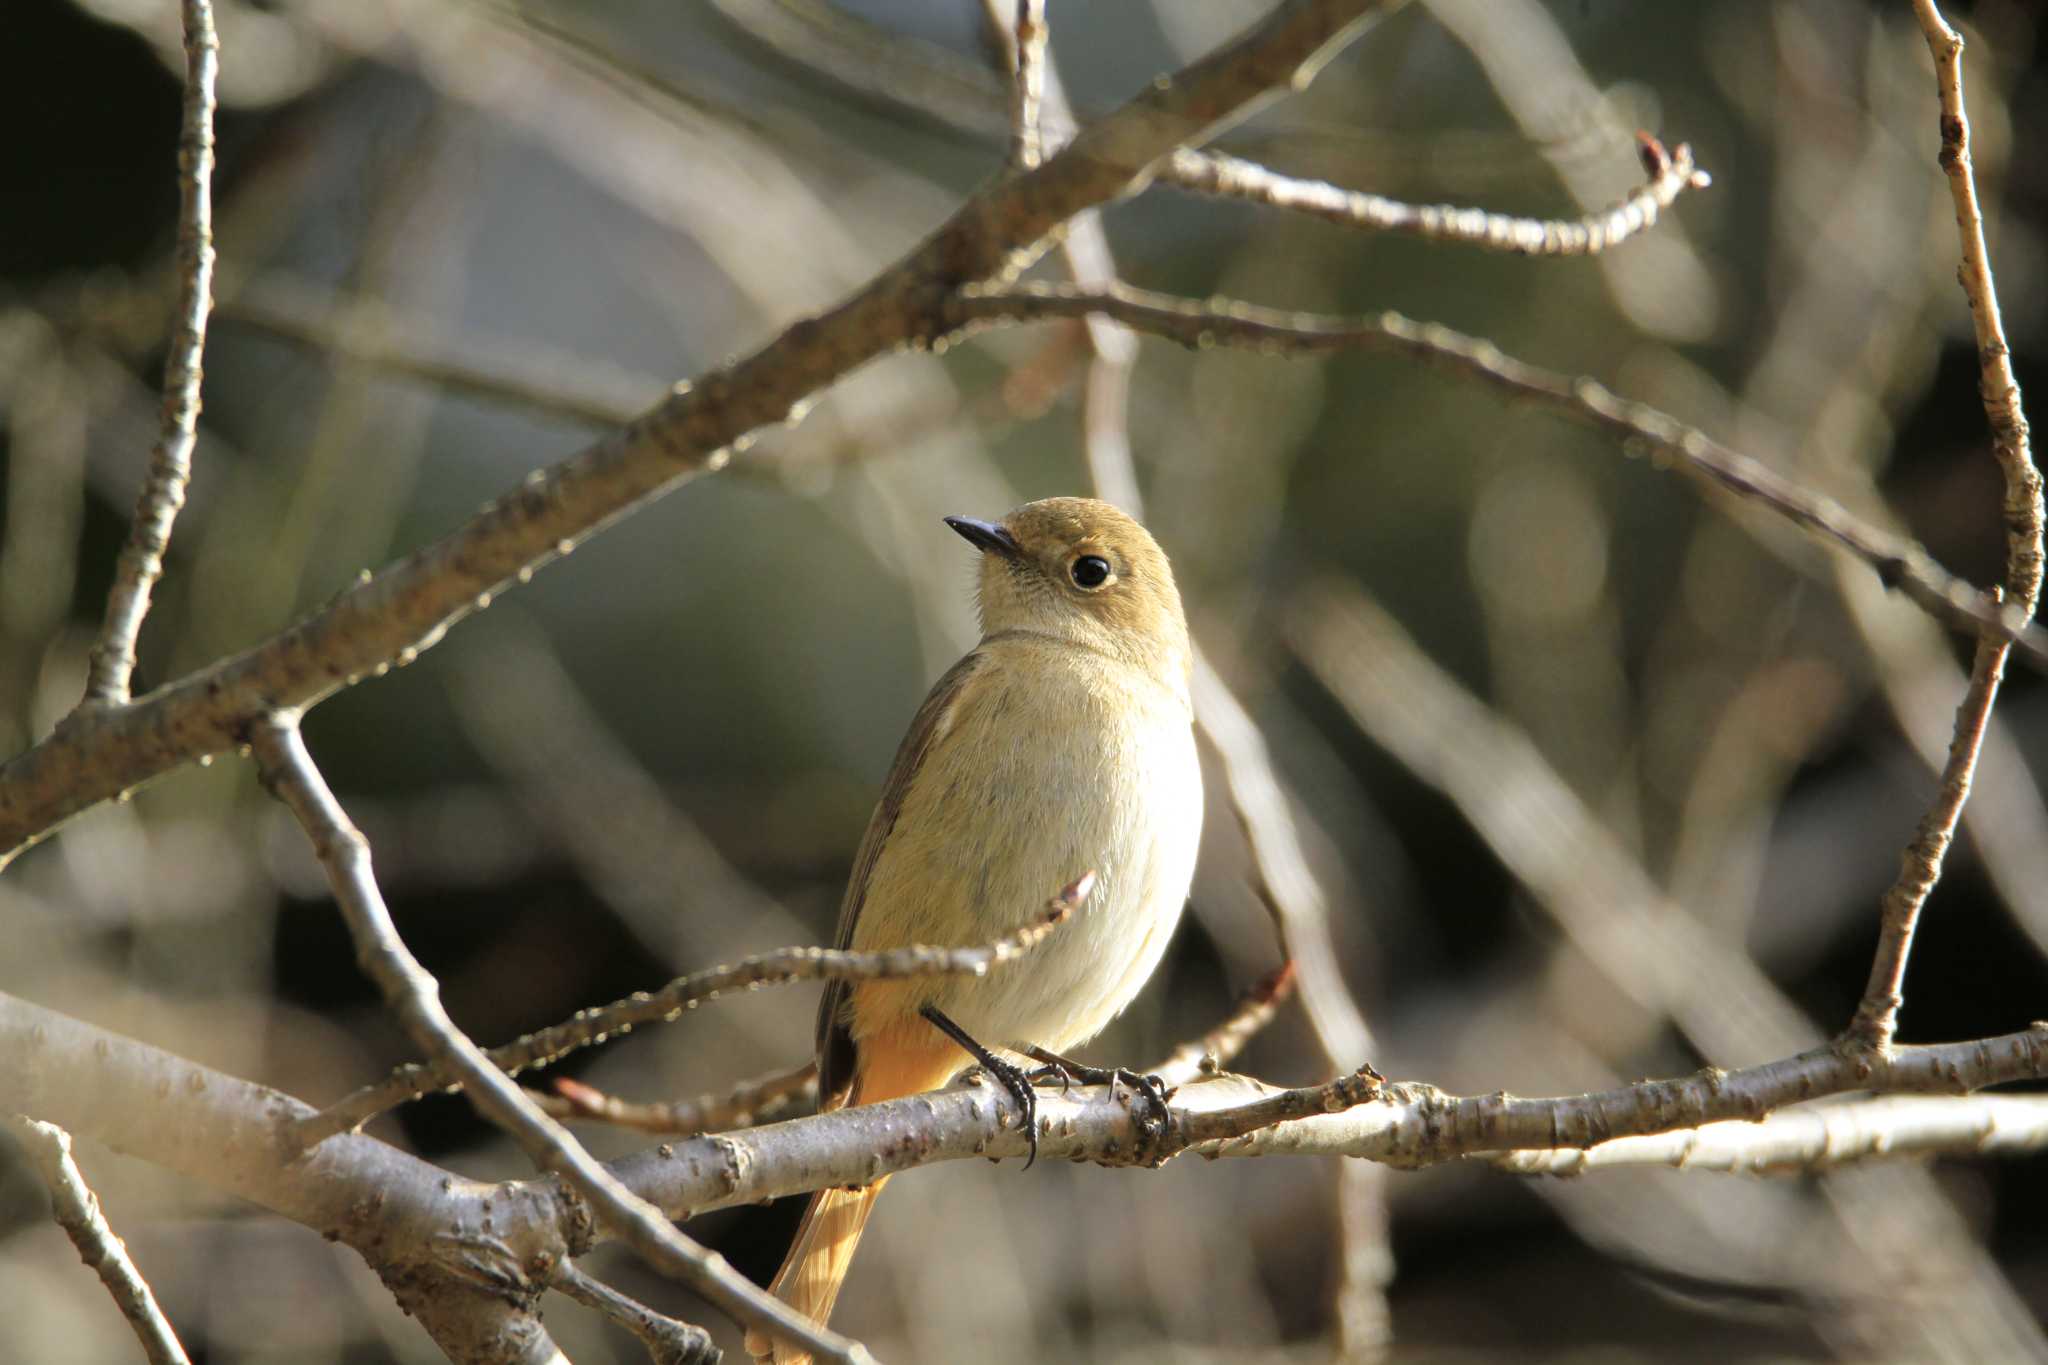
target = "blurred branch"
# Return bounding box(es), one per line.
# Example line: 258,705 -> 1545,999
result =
297,876 -> 1088,1147
5,1117 -> 190,1365
1421,0 -> 1716,338
950,282 -> 2048,670
0,0 -> 1398,867
1157,133 -> 1710,255
82,0 -> 219,707
1849,0 -> 2043,1052
710,0 -> 1015,141
551,1261 -> 717,1365
1289,578 -> 2047,1356
219,283 -> 651,430
1287,578 -> 1814,1051
1004,0 -> 1047,171
1490,1095 -> 2048,1177
248,716 -> 867,1365
536,1064 -> 819,1137
1149,961 -> 1298,1088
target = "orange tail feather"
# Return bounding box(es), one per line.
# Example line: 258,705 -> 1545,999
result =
745,1024 -> 960,1363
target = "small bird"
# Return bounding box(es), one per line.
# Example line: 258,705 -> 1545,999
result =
747,496 -> 1204,1362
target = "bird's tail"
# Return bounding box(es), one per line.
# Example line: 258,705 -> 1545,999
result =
747,1180 -> 886,1364
745,1019 -> 960,1363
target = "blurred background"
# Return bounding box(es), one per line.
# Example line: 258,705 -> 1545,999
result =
4,0 -> 2048,1360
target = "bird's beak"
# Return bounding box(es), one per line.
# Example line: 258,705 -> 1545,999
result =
944,515 -> 1022,560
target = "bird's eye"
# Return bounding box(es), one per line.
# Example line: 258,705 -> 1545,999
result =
1070,555 -> 1112,588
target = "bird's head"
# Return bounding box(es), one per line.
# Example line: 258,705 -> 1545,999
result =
946,497 -> 1190,686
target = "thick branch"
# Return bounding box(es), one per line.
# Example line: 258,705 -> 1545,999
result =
1158,133 -> 1709,255
6,1117 -> 190,1365
0,0 -> 1398,867
299,875 -> 1087,1146
0,992 -> 566,1364
83,0 -> 219,706
587,1025 -> 2048,1225
947,282 -> 2048,670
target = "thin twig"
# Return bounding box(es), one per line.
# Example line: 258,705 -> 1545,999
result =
1847,0 -> 2043,1051
945,281 -> 2048,670
1149,961 -> 1298,1088
6,1116 -> 190,1365
1489,1094 -> 2048,1177
248,715 -> 872,1365
1157,133 -> 1710,255
297,877 -> 1085,1146
536,1063 -> 818,1136
1007,0 -> 1048,171
82,0 -> 218,706
553,1260 -> 717,1365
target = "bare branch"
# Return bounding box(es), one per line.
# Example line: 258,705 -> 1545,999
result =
552,1261 -> 717,1365
1847,0 -> 2043,1052
6,1116 -> 190,1365
248,716 -> 872,1365
1490,1095 -> 2048,1177
1149,961 -> 1298,1088
0,992 -> 565,1363
947,281 -> 2048,670
1157,133 -> 1709,255
537,1064 -> 818,1137
82,0 -> 219,706
592,1025 -> 2048,1223
1005,0 -> 1048,171
297,876 -> 1087,1146
0,0 -> 1400,868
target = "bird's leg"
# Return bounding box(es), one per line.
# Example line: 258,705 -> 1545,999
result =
1024,1046 -> 1174,1160
919,1005 -> 1041,1169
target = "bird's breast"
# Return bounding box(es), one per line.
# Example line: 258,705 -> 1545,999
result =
849,642 -> 1203,1052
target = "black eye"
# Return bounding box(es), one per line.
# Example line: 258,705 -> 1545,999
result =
1070,555 -> 1111,588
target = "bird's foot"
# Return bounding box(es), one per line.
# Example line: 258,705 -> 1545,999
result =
1025,1046 -> 1174,1163
920,1005 -> 1042,1169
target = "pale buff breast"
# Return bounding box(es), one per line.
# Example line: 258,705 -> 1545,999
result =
846,636 -> 1203,1053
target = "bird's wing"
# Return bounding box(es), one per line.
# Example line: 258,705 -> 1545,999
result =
816,647 -> 994,1101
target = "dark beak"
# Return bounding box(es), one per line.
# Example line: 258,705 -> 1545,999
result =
944,515 -> 1022,560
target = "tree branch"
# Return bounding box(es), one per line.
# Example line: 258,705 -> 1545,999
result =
248,715 -> 870,1365
551,1261 -> 717,1365
537,1064 -> 819,1137
1157,133 -> 1710,255
1847,0 -> 2043,1051
0,0 -> 1401,868
297,875 -> 1088,1147
946,281 -> 2048,670
82,0 -> 219,706
5,1116 -> 190,1365
1003,0 -> 1047,171
1149,961 -> 1298,1088
1489,1095 -> 2048,1177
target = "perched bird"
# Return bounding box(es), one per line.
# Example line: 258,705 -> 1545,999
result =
747,496 -> 1204,1362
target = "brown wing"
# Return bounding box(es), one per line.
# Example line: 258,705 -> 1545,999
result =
816,648 -> 990,1101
